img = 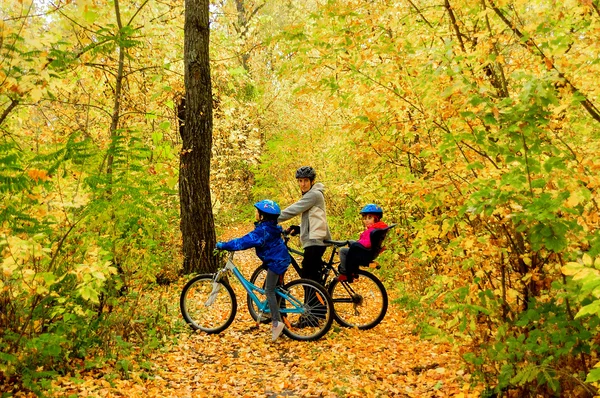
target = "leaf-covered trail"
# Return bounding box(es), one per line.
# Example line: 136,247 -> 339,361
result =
146,260 -> 484,398
51,229 -> 484,397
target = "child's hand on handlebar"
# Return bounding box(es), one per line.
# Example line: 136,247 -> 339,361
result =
213,242 -> 227,256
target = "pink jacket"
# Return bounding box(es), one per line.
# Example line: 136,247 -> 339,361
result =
356,221 -> 388,249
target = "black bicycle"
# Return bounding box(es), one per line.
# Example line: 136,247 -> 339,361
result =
248,226 -> 393,330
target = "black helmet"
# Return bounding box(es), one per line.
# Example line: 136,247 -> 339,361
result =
295,166 -> 316,180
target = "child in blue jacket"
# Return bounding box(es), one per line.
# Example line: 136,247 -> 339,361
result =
216,200 -> 291,341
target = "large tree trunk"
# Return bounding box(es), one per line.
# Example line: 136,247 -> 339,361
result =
180,0 -> 217,274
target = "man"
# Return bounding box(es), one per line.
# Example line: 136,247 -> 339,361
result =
278,166 -> 331,285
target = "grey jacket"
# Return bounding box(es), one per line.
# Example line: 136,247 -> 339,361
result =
278,183 -> 331,248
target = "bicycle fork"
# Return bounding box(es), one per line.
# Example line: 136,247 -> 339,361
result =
205,270 -> 227,307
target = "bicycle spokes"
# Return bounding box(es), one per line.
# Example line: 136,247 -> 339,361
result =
278,279 -> 333,341
328,269 -> 388,330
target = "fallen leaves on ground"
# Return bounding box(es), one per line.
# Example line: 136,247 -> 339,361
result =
13,244 -> 484,397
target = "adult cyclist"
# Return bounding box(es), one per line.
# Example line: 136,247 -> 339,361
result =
278,166 -> 331,286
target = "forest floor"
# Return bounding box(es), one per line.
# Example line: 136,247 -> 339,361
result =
16,227 -> 485,398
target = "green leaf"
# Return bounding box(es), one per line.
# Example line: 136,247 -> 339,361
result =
84,10 -> 98,23
586,367 -> 600,383
575,301 -> 600,319
79,285 -> 100,303
152,132 -> 163,145
159,121 -> 171,131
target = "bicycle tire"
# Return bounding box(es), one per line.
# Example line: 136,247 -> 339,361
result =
180,274 -> 237,333
279,278 -> 333,341
247,265 -> 300,324
327,269 -> 388,330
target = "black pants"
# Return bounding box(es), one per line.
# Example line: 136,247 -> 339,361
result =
301,245 -> 326,284
301,245 -> 327,320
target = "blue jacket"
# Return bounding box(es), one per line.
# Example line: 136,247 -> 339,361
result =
219,221 -> 291,275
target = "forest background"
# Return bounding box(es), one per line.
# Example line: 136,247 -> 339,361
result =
2,0 -> 600,396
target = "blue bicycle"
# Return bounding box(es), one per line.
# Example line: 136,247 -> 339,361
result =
180,251 -> 334,341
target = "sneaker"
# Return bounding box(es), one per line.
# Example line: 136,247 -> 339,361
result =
272,321 -> 284,342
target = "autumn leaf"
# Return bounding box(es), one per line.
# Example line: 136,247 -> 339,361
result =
27,168 -> 49,182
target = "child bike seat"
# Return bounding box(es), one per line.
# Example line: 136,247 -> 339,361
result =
345,224 -> 396,272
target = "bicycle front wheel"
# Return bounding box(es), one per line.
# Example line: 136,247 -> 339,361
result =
180,274 -> 237,333
328,269 -> 388,330
279,278 -> 333,341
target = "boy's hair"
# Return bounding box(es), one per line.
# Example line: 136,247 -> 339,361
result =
259,211 -> 279,222
369,214 -> 381,223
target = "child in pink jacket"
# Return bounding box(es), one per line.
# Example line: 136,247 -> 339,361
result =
338,204 -> 388,275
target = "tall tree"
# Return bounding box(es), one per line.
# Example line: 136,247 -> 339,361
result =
180,0 -> 217,274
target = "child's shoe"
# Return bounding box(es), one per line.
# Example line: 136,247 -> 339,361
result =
337,273 -> 357,283
272,321 -> 284,342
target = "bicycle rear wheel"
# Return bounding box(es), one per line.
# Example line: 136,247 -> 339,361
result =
279,278 -> 333,341
180,274 -> 237,333
328,269 -> 388,330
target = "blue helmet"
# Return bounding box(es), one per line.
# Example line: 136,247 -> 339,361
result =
360,203 -> 383,217
254,199 -> 281,215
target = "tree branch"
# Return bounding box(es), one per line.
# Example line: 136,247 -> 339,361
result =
487,0 -> 600,123
0,98 -> 20,127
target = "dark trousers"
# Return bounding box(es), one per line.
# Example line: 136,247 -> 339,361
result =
301,245 -> 327,320
265,269 -> 282,323
301,245 -> 326,284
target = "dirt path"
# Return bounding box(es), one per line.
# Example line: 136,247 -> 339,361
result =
46,228 -> 484,398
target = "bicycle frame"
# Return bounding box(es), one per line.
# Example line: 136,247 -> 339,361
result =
284,236 -> 367,300
215,252 -> 306,316
285,235 -> 343,285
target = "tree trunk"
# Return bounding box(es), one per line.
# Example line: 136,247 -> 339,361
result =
180,0 -> 217,274
234,0 -> 250,71
107,0 -> 125,191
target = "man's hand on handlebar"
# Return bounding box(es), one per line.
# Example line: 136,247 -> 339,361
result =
285,225 -> 300,236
